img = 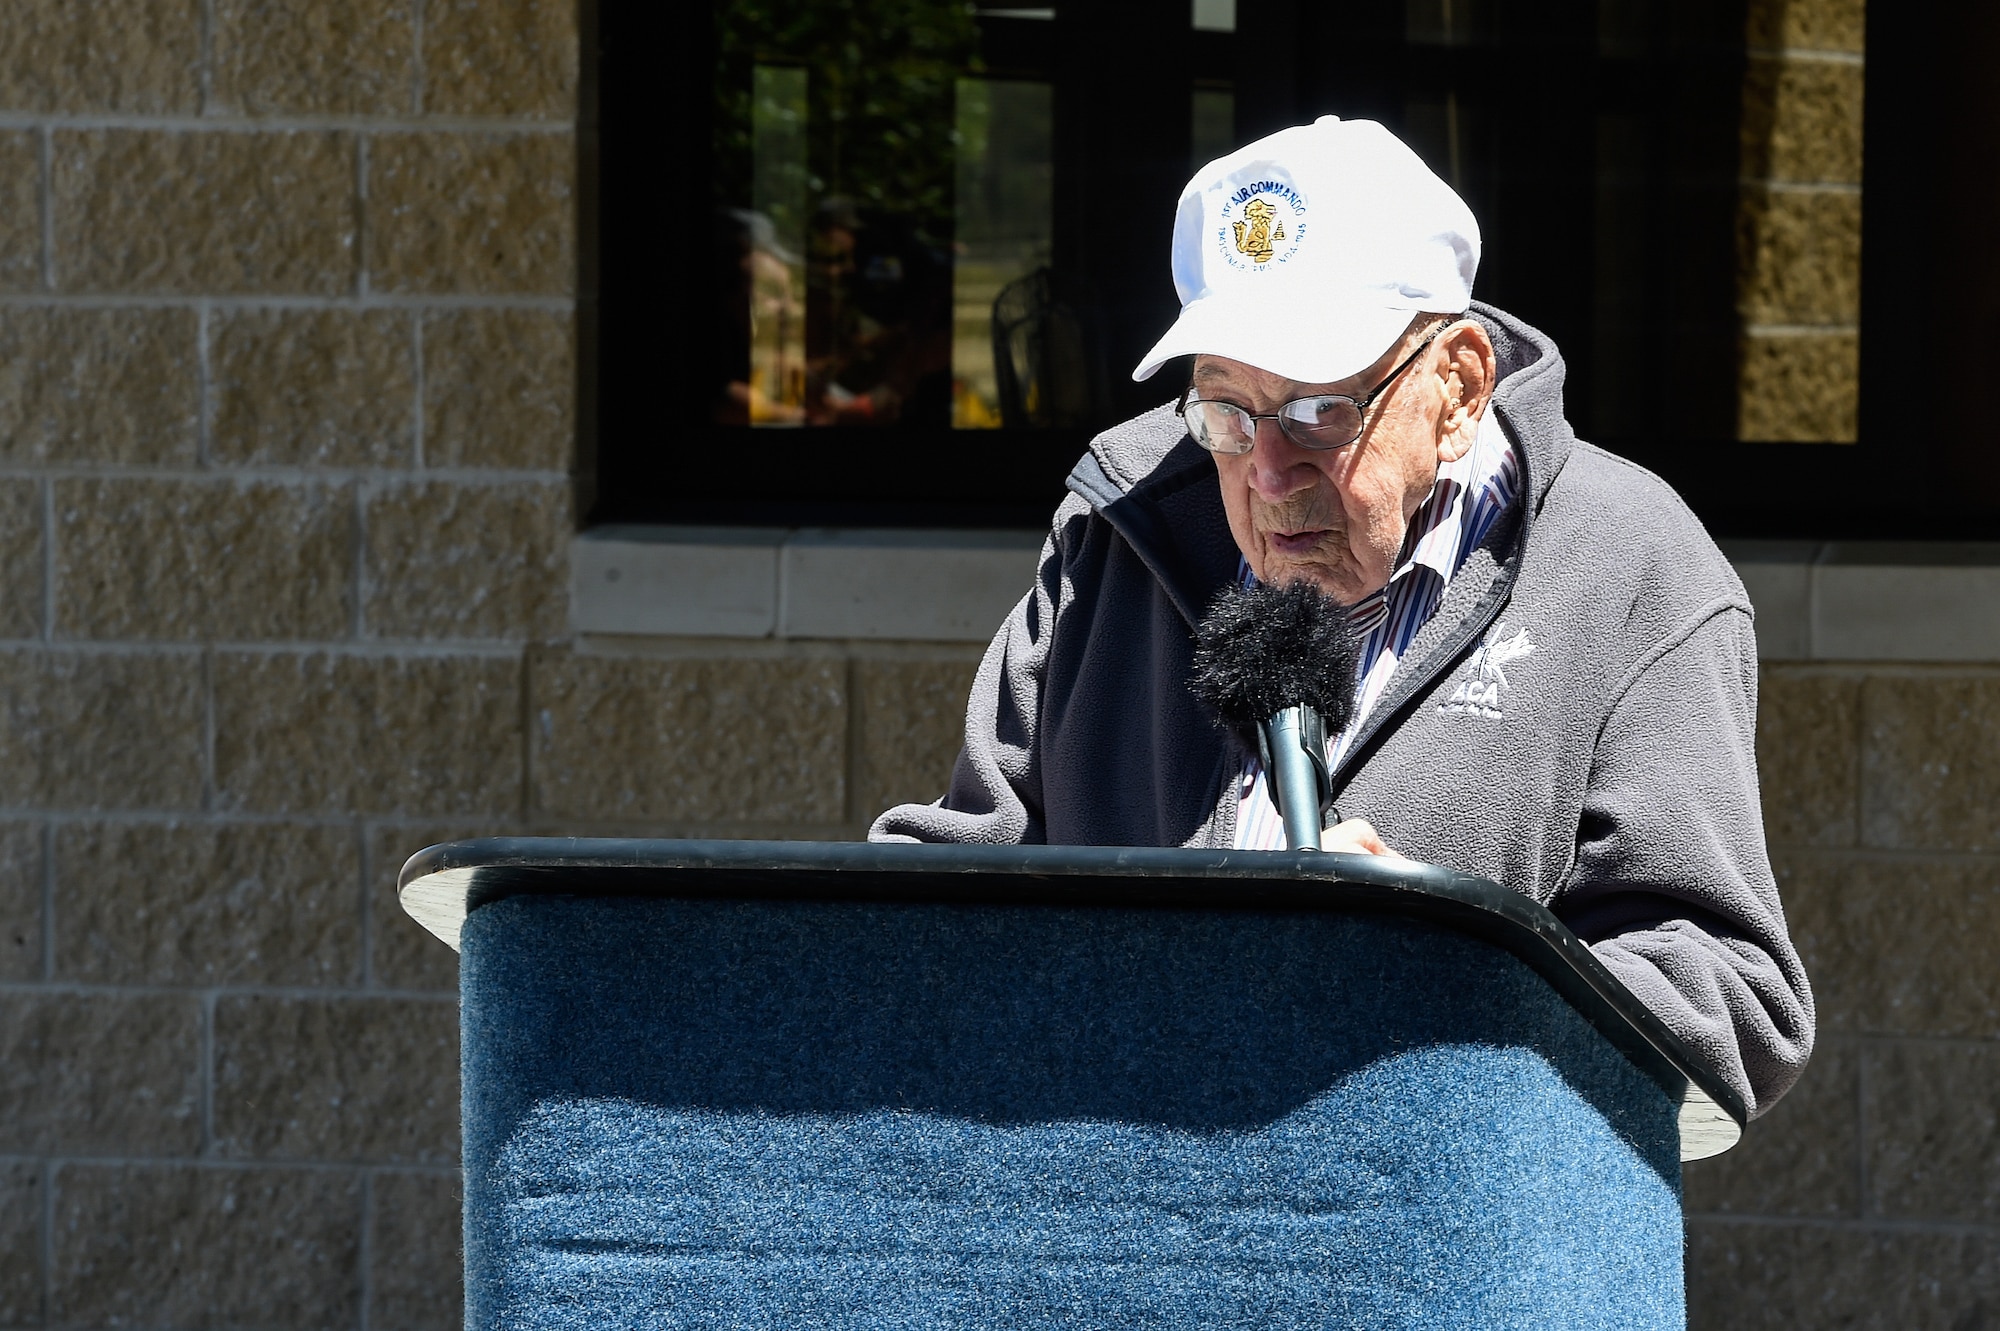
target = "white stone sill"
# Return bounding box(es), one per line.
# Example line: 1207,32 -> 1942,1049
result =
572,527 -> 2000,662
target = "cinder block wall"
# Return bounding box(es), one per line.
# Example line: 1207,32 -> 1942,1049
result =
1686,667 -> 2000,1328
0,0 -> 1993,1328
1736,0 -> 1863,440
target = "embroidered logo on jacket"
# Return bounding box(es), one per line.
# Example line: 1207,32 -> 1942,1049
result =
1441,624 -> 1534,720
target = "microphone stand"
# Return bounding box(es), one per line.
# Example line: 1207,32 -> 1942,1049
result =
1259,705 -> 1334,851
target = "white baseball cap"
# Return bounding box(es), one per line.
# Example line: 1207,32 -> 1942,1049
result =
1132,116 -> 1481,386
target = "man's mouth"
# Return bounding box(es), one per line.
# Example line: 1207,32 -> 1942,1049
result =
1267,529 -> 1331,556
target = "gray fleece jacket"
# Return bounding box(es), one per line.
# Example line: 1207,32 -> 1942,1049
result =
871,303 -> 1814,1118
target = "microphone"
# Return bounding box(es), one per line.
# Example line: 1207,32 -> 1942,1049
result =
1190,579 -> 1363,851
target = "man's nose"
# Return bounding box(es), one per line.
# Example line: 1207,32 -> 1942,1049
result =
1245,419 -> 1317,501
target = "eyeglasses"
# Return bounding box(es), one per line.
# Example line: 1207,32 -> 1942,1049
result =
1175,320 -> 1455,455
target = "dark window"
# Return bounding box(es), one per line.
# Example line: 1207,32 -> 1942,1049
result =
584,0 -> 2000,537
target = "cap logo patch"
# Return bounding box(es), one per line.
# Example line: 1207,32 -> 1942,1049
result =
1216,180 -> 1307,272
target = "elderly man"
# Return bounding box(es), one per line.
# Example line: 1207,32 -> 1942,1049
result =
872,116 -> 1812,1117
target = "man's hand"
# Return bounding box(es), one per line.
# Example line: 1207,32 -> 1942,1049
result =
1322,817 -> 1403,858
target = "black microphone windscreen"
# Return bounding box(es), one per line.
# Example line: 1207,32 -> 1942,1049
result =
1189,579 -> 1365,752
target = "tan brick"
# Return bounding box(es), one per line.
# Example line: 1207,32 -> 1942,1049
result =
0,991 -> 200,1153
214,650 -> 523,815
423,0 -> 578,117
0,649 -> 204,810
370,822 -> 485,991
530,649 -> 847,824
1787,855 -> 2000,1038
0,0 -> 201,113
0,132 -> 40,292
1737,187 -> 1862,326
212,308 -> 415,467
56,477 -> 353,640
0,479 -> 42,640
371,1171 -> 462,1330
1686,1222 -> 2000,1330
1740,56 -> 1865,185
854,656 -> 978,822
1757,669 -> 1859,847
1737,332 -> 1857,443
1745,0 -> 1865,54
1685,1038 -> 1858,1217
1864,1041 -> 2000,1223
0,1161 -> 35,1324
0,306 -> 200,465
214,995 -> 458,1163
55,821 -> 361,986
51,1164 -> 361,1327
422,307 -> 574,469
369,132 -> 574,295
0,821 -> 42,983
212,0 -> 414,116
52,129 -> 356,294
364,480 -> 568,641
1861,676 -> 2000,853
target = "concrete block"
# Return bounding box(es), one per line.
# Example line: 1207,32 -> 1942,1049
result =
1684,1036 -> 1858,1217
422,307 -> 574,469
1740,56 -> 1865,185
570,526 -> 782,638
52,129 -> 356,294
213,650 -> 523,816
1723,542 -> 1813,660
0,131 -> 39,291
0,991 -> 201,1153
1686,1221 -> 2000,1330
1816,563 -> 2000,662
781,529 -> 1041,641
55,477 -> 353,640
1864,1040 -> 2000,1223
1738,331 -> 1857,443
0,478 -> 42,640
423,0 -> 578,117
1783,853 -> 2000,1038
370,1170 -> 463,1330
55,820 -> 362,987
0,305 -> 200,465
0,648 -> 204,810
1861,674 -> 2000,853
212,0 -> 414,115
370,822 -> 480,992
0,0 -> 201,113
853,655 -> 980,820
1755,669 -> 1858,846
50,1163 -> 362,1327
1737,187 -> 1861,326
211,307 -> 415,466
0,821 -> 39,982
363,479 -> 569,640
213,994 -> 459,1164
368,131 -> 574,295
529,647 -> 846,823
1745,0 -> 1865,52
0,1160 -> 37,1325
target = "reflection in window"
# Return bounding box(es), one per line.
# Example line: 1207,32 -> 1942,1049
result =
953,79 -> 1054,428
714,0 -> 977,428
1191,86 -> 1235,171
748,65 -> 808,425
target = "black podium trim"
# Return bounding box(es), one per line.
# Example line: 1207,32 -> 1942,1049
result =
400,837 -> 1743,1160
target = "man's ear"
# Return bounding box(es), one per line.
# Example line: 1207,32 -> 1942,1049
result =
1435,321 -> 1497,462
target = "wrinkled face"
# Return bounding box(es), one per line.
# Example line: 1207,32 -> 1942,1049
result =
1196,324 -> 1470,604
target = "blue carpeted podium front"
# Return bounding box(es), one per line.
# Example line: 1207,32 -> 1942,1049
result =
400,840 -> 1742,1330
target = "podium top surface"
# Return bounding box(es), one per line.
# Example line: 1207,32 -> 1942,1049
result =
399,837 -> 1743,1160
